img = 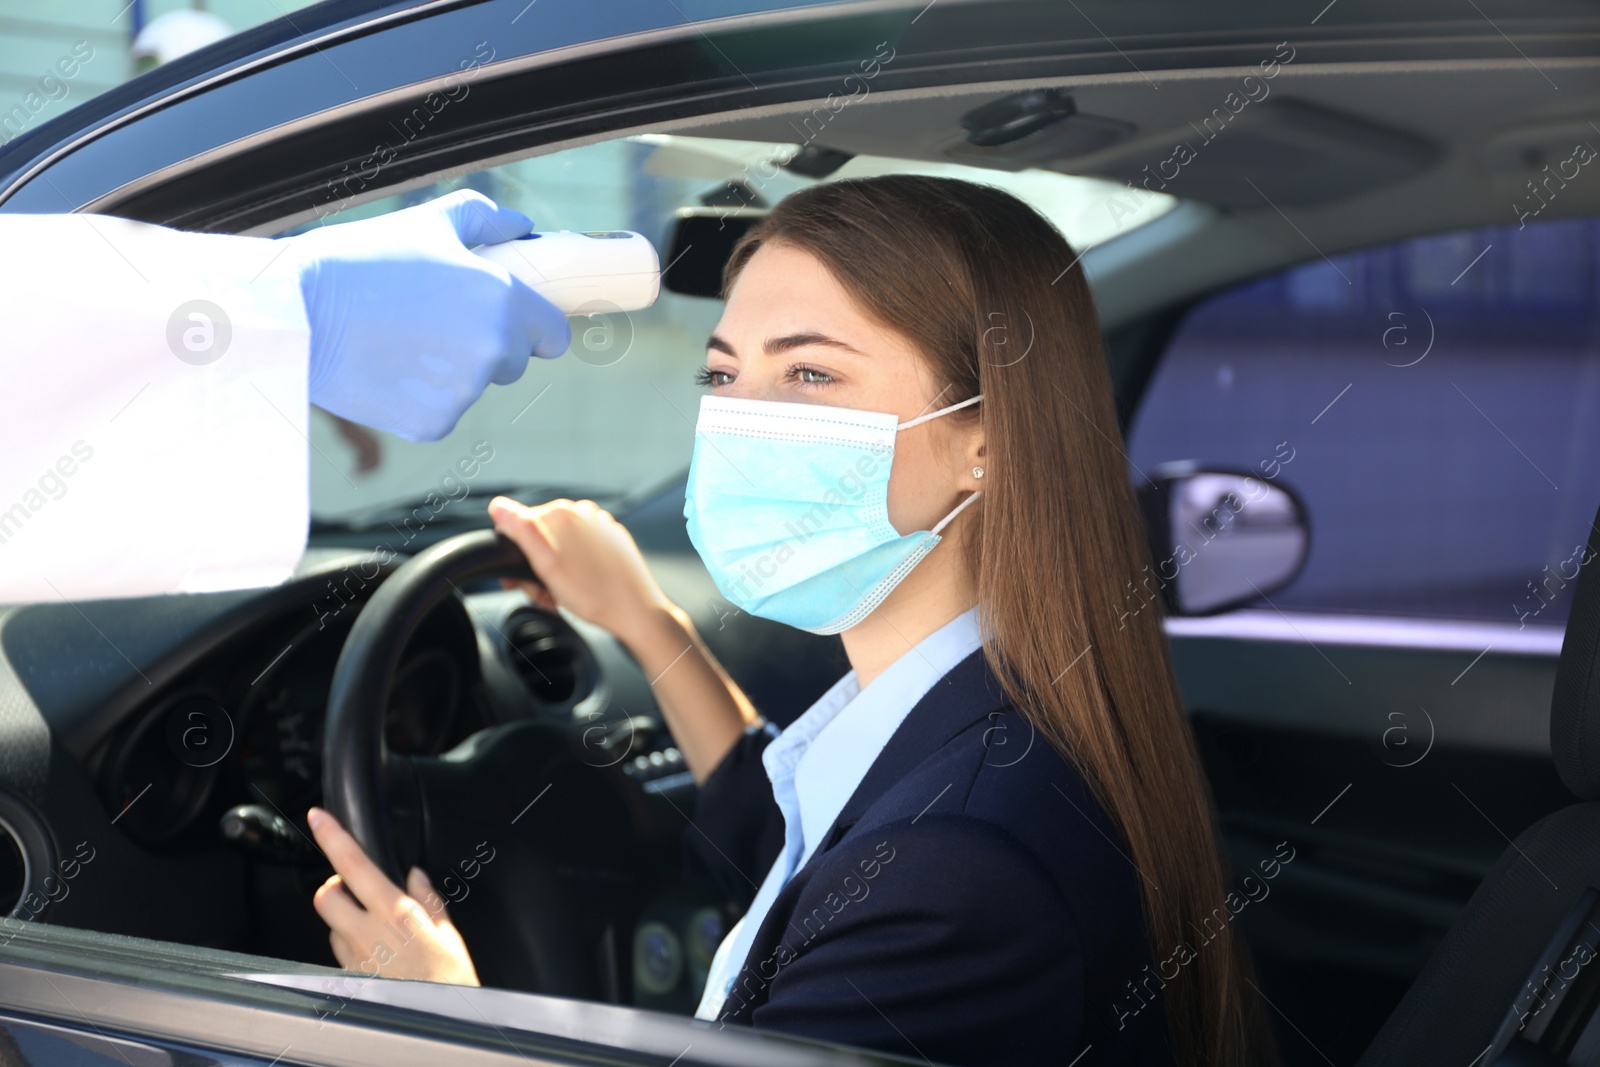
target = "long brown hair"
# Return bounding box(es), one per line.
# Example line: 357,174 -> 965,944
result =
720,174 -> 1270,1066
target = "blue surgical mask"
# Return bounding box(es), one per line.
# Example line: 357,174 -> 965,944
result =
683,393 -> 982,634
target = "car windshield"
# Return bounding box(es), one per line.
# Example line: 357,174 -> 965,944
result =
288,134 -> 1175,527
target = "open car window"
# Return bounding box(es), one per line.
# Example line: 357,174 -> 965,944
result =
287,133 -> 1175,528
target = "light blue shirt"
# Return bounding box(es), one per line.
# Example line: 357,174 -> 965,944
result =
693,606 -> 984,1020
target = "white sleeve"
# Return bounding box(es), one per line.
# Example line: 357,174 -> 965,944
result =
0,213 -> 312,604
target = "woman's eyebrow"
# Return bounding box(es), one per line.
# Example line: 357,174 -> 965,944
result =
705,331 -> 866,357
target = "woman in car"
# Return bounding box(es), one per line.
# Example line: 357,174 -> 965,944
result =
306,173 -> 1274,1066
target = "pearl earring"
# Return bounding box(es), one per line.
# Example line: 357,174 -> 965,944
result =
972,466 -> 985,479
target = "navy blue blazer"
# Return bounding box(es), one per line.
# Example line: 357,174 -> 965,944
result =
682,649 -> 1176,1066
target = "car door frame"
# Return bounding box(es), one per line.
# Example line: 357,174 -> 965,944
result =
0,917 -> 938,1066
6,0 -> 1600,230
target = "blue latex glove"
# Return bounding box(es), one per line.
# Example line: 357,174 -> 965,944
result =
286,189 -> 571,442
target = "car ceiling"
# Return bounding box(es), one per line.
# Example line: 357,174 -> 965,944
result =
665,56 -> 1600,327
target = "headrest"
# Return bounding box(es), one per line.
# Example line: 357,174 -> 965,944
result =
1552,501 -> 1600,799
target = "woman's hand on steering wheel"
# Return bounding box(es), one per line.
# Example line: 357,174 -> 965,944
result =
488,496 -> 673,647
307,805 -> 481,986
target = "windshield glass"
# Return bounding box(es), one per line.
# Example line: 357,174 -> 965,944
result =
288,134 -> 1176,526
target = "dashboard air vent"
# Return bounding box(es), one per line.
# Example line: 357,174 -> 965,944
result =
507,611 -> 586,707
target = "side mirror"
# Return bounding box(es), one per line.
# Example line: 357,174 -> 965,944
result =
1135,463 -> 1310,616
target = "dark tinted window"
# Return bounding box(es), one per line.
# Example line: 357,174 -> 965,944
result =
1127,215 -> 1600,627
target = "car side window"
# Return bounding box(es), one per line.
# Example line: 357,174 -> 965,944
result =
1127,215 -> 1600,628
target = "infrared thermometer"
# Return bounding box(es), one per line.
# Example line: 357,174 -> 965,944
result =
471,230 -> 661,315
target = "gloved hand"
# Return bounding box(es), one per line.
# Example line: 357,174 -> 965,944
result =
285,189 -> 571,442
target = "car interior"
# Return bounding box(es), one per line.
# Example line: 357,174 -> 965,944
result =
4,3 -> 1600,1064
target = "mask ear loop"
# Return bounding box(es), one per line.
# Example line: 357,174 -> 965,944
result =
898,393 -> 982,430
931,490 -> 982,535
899,394 -> 985,535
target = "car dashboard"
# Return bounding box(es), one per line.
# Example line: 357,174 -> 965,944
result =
84,559 -> 687,852
0,541 -> 735,1011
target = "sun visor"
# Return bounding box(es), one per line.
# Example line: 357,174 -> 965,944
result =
946,96 -> 1438,209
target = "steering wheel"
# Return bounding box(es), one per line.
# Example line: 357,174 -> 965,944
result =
321,529 -> 664,999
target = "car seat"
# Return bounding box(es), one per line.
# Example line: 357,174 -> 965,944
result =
1359,500 -> 1600,1066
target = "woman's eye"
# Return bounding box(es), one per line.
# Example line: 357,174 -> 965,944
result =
793,365 -> 835,385
695,367 -> 734,387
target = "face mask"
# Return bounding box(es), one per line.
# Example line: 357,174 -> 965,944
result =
683,393 -> 982,635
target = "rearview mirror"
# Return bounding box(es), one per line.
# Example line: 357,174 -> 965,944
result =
1135,463 -> 1309,616
661,208 -> 766,300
